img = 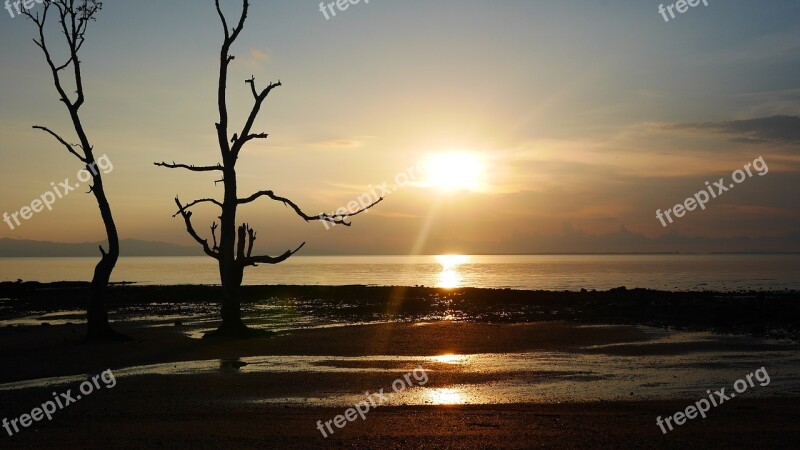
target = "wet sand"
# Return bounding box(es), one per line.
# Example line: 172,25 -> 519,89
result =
1,283 -> 799,448
2,398 -> 799,449
1,321 -> 799,448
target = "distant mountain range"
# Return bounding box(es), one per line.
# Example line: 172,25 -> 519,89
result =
0,238 -> 201,257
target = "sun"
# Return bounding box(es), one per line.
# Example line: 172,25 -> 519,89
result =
422,152 -> 483,191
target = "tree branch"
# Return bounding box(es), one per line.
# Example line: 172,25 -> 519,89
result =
154,161 -> 223,172
32,125 -> 87,163
231,79 -> 281,156
242,132 -> 269,144
171,198 -> 223,217
210,222 -> 219,252
241,241 -> 306,267
214,0 -> 250,159
236,223 -> 247,260
23,1 -> 101,110
23,2 -> 73,108
214,0 -> 231,40
245,76 -> 258,99
238,190 -> 384,226
228,0 -> 249,44
246,226 -> 256,258
174,197 -> 220,260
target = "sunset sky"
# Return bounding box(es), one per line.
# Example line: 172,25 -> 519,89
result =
1,0 -> 799,254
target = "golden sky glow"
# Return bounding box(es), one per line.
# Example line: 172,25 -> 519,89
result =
1,1 -> 799,254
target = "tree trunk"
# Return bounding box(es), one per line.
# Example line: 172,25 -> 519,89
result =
85,166 -> 126,341
209,166 -> 252,337
87,264 -> 114,338
217,264 -> 247,336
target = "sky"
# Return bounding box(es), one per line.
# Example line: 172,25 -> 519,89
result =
1,0 -> 799,255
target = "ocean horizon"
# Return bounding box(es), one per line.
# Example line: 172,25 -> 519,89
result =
2,254 -> 798,292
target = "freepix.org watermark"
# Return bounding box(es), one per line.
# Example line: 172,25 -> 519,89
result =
4,0 -> 44,19
3,155 -> 113,231
655,156 -> 768,228
316,365 -> 428,438
318,0 -> 369,21
658,0 -> 710,23
656,367 -> 770,434
320,161 -> 422,230
3,369 -> 117,437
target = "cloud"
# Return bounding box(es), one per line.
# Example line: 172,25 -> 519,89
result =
672,115 -> 800,145
311,136 -> 377,150
231,48 -> 271,68
250,48 -> 269,61
313,139 -> 363,149
736,89 -> 800,117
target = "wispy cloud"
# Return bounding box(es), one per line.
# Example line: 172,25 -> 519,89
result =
670,116 -> 800,145
250,48 -> 269,61
231,48 -> 271,68
311,136 -> 377,150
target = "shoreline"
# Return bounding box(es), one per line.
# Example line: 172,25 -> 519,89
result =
2,282 -> 798,341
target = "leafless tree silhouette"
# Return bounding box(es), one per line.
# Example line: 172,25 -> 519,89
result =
157,0 -> 382,338
23,0 -> 126,340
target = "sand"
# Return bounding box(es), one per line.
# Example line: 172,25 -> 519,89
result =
0,321 -> 798,449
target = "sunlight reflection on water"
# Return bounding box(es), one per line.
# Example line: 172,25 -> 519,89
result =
436,255 -> 469,289
4,342 -> 799,406
2,254 -> 799,291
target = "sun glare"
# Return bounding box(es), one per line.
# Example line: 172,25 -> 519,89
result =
422,152 -> 483,191
426,387 -> 469,405
436,254 -> 469,289
432,354 -> 467,364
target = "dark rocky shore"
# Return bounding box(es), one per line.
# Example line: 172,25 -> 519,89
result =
1,282 -> 798,341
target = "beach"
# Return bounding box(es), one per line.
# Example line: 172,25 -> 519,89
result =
2,0 -> 799,447
1,283 -> 798,448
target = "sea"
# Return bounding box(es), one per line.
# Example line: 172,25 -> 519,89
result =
0,254 -> 798,291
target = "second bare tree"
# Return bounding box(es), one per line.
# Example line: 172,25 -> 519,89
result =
157,0 -> 382,338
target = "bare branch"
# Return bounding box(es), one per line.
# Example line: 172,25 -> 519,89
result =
154,161 -> 223,172
231,79 -> 281,156
214,0 -> 231,40
236,223 -> 247,260
174,197 -> 220,260
246,226 -> 256,258
242,241 -> 306,267
235,223 -> 257,262
242,132 -> 269,144
245,76 -> 258,99
171,198 -> 223,218
22,0 -> 102,110
211,222 -> 219,252
23,2 -> 72,107
32,125 -> 87,162
238,190 -> 384,226
228,0 -> 249,44
215,0 -> 250,159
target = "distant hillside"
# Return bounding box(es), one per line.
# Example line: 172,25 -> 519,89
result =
0,238 -> 201,257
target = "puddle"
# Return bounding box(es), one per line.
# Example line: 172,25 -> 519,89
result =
248,350 -> 800,405
1,310 -> 85,326
179,320 -> 400,339
2,347 -> 798,406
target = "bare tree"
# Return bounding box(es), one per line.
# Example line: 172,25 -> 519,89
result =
157,0 -> 382,338
23,0 -> 126,340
